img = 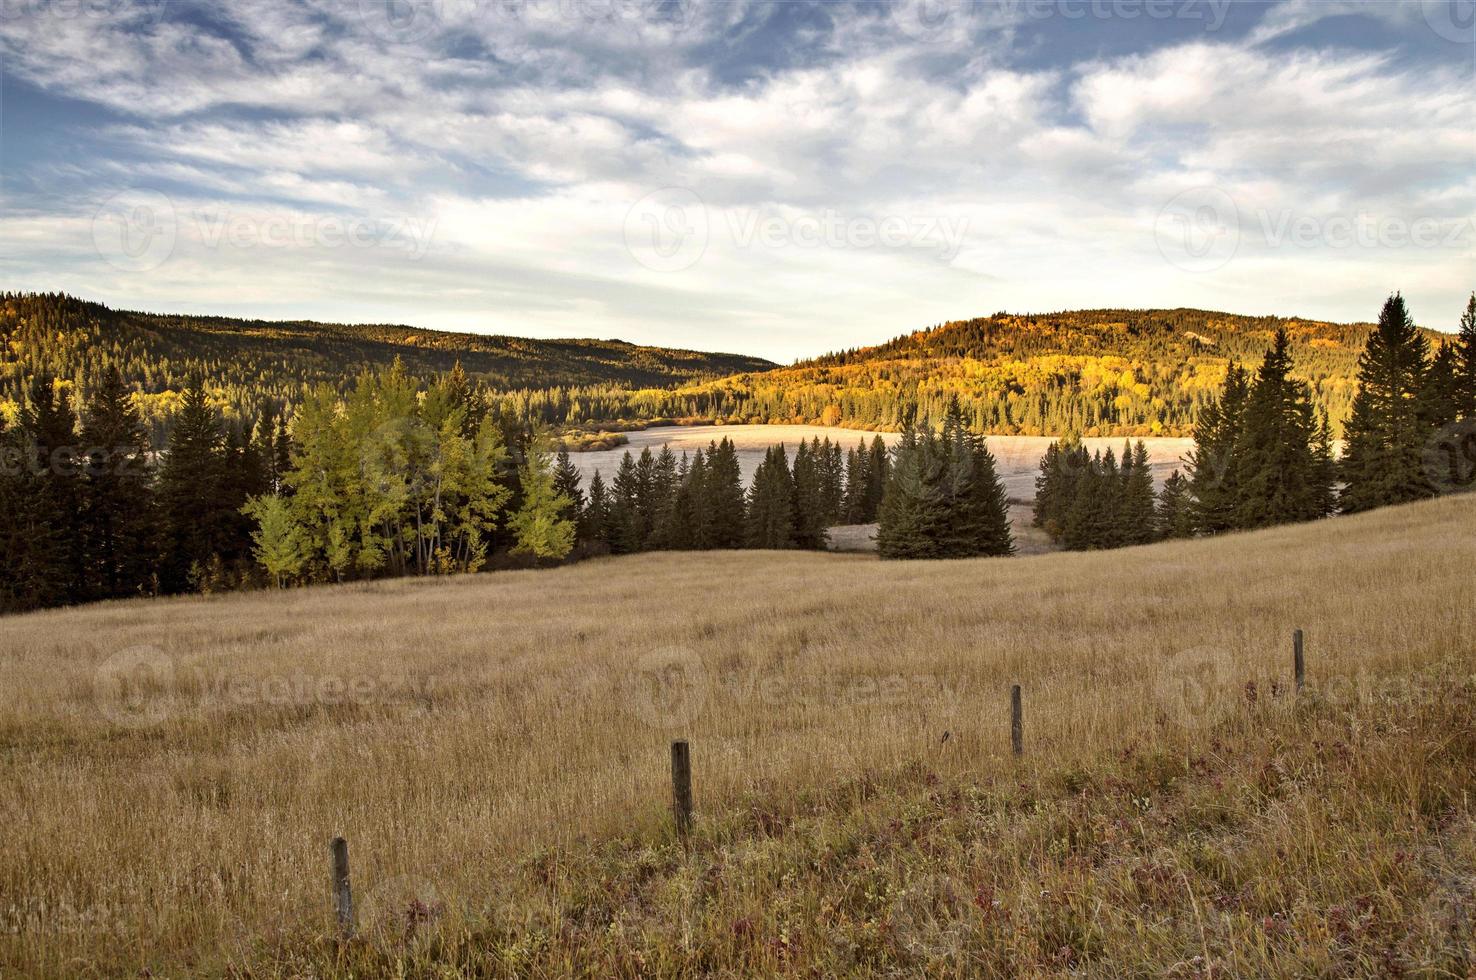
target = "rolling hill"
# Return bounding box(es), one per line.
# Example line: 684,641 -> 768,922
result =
1,493 -> 1471,976
0,292 -> 775,432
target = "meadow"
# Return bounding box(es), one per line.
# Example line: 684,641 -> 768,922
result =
0,494 -> 1472,977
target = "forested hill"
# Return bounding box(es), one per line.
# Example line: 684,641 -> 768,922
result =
0,292 -> 774,428
624,308 -> 1454,438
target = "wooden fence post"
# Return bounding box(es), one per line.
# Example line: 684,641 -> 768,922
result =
671,740 -> 693,839
330,836 -> 353,937
1293,629 -> 1305,694
1010,684 -> 1023,756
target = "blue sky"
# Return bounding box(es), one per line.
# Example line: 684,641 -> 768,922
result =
1,0 -> 1472,361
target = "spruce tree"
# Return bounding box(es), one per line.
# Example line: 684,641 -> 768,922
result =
746,445 -> 795,549
866,435 -> 889,521
78,367 -> 156,600
608,451 -> 642,554
1122,441 -> 1157,544
1188,363 -> 1249,533
842,444 -> 867,523
791,440 -> 829,549
1232,327 -> 1326,528
552,447 -> 585,529
877,424 -> 946,559
21,375 -> 83,604
1340,294 -> 1435,513
157,380 -> 232,593
706,438 -> 746,547
1417,343 -> 1461,434
583,471 -> 611,546
1156,469 -> 1194,540
1456,293 -> 1476,420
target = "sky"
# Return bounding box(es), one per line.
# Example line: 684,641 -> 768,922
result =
0,0 -> 1472,362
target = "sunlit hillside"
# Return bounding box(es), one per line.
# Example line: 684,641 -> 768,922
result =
1,494 -> 1472,976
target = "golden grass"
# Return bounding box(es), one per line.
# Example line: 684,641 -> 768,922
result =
1,494 -> 1473,977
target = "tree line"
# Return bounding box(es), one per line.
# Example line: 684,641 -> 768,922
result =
557,434 -> 891,555
1033,293 -> 1476,550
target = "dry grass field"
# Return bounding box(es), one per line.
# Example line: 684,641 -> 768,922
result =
1,494 -> 1473,977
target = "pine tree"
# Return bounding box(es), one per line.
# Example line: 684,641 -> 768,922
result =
746,445 -> 795,549
1232,327 -> 1328,528
1418,343 -> 1461,434
1122,440 -> 1157,545
1340,294 -> 1435,513
706,438 -> 746,548
1188,363 -> 1249,534
1456,293 -> 1476,420
877,424 -> 947,559
791,439 -> 829,549
78,367 -> 156,600
608,451 -> 642,554
1156,469 -> 1194,540
842,444 -> 867,523
582,471 -> 611,546
157,380 -> 232,592
866,435 -> 889,522
21,375 -> 84,604
0,411 -> 69,612
552,447 -> 585,528
648,445 -> 679,548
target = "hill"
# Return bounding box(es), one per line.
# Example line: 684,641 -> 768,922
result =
1,493 -> 1471,976
622,308 -> 1456,438
0,292 -> 775,434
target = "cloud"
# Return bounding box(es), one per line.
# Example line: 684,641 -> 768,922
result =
0,0 -> 1472,360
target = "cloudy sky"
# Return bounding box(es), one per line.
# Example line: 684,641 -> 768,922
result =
1,0 -> 1472,361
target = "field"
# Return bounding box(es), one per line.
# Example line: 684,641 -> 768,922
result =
1,495 -> 1473,977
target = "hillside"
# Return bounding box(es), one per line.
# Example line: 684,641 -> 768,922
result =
0,292 -> 775,432
628,308 -> 1456,438
1,493 -> 1471,976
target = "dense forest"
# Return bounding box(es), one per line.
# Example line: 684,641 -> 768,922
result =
9,294 -> 1467,446
0,293 -> 774,440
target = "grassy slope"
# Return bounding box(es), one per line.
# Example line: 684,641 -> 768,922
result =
0,496 -> 1473,976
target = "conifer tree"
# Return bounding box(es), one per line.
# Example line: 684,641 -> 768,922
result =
157,380 -> 232,592
1232,327 -> 1327,528
582,471 -> 611,546
607,451 -> 642,554
877,424 -> 946,559
842,444 -> 867,523
866,435 -> 889,521
1340,294 -> 1435,513
791,439 -> 829,549
706,438 -> 746,548
746,445 -> 795,549
1156,469 -> 1194,540
78,367 -> 156,600
1188,363 -> 1249,534
21,375 -> 83,604
552,447 -> 585,527
1455,292 -> 1476,420
1122,441 -> 1157,545
1418,343 -> 1461,434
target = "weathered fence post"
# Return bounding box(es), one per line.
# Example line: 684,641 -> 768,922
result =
330,836 -> 353,937
1293,629 -> 1305,694
671,740 -> 693,839
1010,684 -> 1023,756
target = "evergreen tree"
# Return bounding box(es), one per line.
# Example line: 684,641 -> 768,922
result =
842,444 -> 867,523
78,367 -> 156,600
1156,469 -> 1194,540
582,471 -> 611,546
1188,363 -> 1249,534
705,438 -> 746,547
157,380 -> 232,592
877,424 -> 946,559
552,447 -> 585,528
21,375 -> 85,603
746,445 -> 795,549
791,439 -> 829,549
1232,327 -> 1328,528
1341,294 -> 1435,513
607,451 -> 642,554
1456,293 -> 1476,420
0,411 -> 69,612
1418,343 -> 1461,434
1122,441 -> 1157,545
866,435 -> 889,521
648,445 -> 679,548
